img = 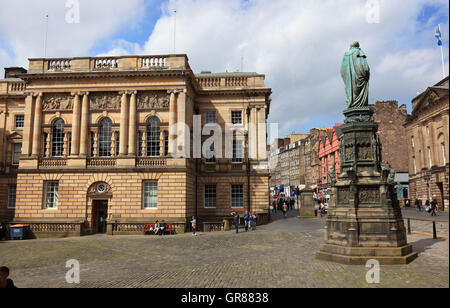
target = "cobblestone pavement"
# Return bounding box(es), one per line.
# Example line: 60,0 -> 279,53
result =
0,216 -> 448,288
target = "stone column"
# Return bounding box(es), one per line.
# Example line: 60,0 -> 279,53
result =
249,106 -> 258,160
168,90 -> 177,155
177,90 -> 187,157
32,93 -> 43,157
79,92 -> 90,157
128,91 -> 137,156
257,107 -> 267,160
22,94 -> 35,156
93,131 -> 98,157
160,130 -> 165,157
119,92 -> 129,156
45,132 -> 51,157
71,93 -> 81,156
142,131 -> 147,156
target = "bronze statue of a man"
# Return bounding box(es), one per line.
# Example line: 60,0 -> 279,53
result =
341,41 -> 370,109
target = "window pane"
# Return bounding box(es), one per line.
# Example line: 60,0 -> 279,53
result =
15,115 -> 24,129
232,140 -> 243,163
204,184 -> 217,208
146,117 -> 160,157
231,111 -> 242,125
143,181 -> 158,209
231,184 -> 244,208
13,143 -> 22,165
8,185 -> 16,209
99,118 -> 112,157
51,119 -> 65,157
45,182 -> 59,209
205,111 -> 216,124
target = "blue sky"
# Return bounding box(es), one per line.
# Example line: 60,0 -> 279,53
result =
0,0 -> 448,138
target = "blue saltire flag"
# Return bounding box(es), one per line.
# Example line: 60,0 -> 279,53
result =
435,27 -> 443,46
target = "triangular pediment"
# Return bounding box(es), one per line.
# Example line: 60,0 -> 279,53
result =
7,131 -> 23,139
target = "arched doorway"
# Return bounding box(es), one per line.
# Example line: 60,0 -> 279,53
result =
87,182 -> 113,234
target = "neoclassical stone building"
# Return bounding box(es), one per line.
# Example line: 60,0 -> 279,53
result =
0,54 -> 271,237
405,76 -> 449,211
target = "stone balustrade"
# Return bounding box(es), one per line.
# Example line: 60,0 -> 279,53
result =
0,80 -> 26,95
196,74 -> 266,89
27,54 -> 190,74
136,157 -> 167,167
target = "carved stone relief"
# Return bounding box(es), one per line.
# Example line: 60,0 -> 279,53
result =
43,94 -> 73,111
137,92 -> 170,110
337,187 -> 350,204
358,187 -> 380,204
90,93 -> 121,110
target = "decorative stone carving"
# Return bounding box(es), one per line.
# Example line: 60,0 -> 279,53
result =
137,92 -> 170,109
90,93 -> 121,110
88,182 -> 112,196
357,145 -> 373,160
337,187 -> 350,204
43,94 -> 74,111
358,187 -> 380,204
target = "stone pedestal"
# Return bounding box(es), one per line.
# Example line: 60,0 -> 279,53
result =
298,188 -> 317,219
315,107 -> 417,265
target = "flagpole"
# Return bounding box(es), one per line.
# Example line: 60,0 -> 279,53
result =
44,14 -> 49,58
439,24 -> 445,79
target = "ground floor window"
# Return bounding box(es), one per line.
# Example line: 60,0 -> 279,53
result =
231,184 -> 244,208
8,185 -> 16,209
143,181 -> 158,209
12,143 -> 22,166
45,181 -> 59,209
204,184 -> 217,208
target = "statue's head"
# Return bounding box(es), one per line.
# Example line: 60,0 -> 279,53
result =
350,41 -> 360,48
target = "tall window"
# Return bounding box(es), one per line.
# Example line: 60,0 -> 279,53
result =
442,143 -> 447,166
231,184 -> 244,208
428,147 -> 433,168
45,181 -> 59,209
231,111 -> 242,125
90,132 -> 95,156
8,185 -> 16,209
15,115 -> 24,129
205,111 -> 216,125
164,131 -> 169,156
98,118 -> 112,157
411,136 -> 415,149
204,184 -> 217,208
143,181 -> 158,209
147,117 -> 160,157
138,131 -> 143,157
12,143 -> 22,165
232,140 -> 243,163
115,132 -> 120,156
68,132 -> 72,156
51,119 -> 65,157
413,156 -> 417,174
206,143 -> 216,163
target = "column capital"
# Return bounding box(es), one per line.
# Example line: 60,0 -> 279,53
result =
167,89 -> 184,95
119,90 -> 137,95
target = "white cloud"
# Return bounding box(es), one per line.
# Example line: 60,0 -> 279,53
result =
138,0 -> 449,135
0,0 -> 146,68
0,0 -> 448,136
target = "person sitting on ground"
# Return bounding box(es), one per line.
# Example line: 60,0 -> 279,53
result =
0,266 -> 17,289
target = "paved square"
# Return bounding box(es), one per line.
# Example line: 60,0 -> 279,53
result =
0,215 -> 448,288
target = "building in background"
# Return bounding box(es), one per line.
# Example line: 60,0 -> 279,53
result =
318,124 -> 342,187
0,54 -> 272,237
405,76 -> 449,211
372,100 -> 410,198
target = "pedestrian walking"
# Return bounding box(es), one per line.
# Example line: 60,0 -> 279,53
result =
0,222 -> 6,241
272,200 -> 277,213
415,199 -> 421,211
425,199 -> 430,213
244,211 -> 250,232
190,216 -> 197,236
430,199 -> 438,217
251,212 -> 257,231
282,202 -> 288,218
232,212 -> 240,233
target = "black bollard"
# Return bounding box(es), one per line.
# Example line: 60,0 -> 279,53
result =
433,221 -> 437,239
407,219 -> 411,234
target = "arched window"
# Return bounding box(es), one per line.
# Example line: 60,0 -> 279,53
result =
99,118 -> 112,157
51,119 -> 65,157
147,117 -> 160,157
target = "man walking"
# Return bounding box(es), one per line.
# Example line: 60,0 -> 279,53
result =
244,211 -> 250,232
190,216 -> 197,236
232,212 -> 240,233
430,198 -> 438,217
